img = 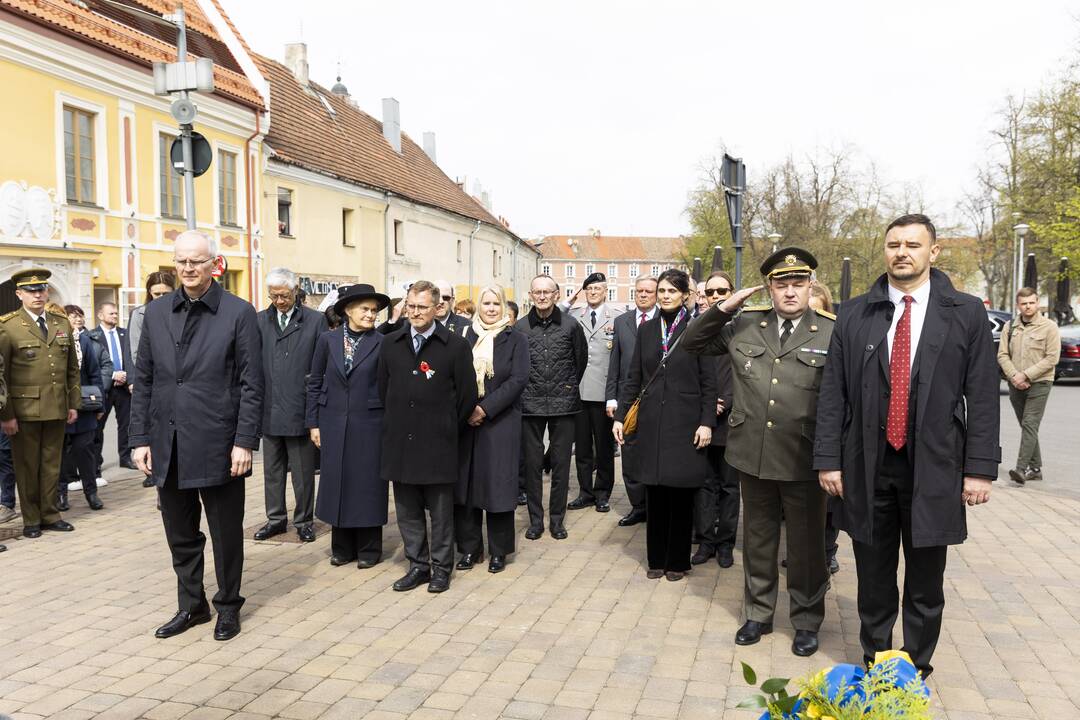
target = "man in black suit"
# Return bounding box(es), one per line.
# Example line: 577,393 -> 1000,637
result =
89,302 -> 135,471
131,230 -> 263,642
815,214 -> 1000,677
605,275 -> 657,526
435,280 -> 471,335
379,280 -> 477,594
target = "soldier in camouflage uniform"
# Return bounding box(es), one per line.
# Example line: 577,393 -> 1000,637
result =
681,247 -> 834,657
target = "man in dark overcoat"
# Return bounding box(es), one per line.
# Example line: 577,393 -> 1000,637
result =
131,230 -> 263,642
87,301 -> 134,473
815,214 -> 1000,677
379,280 -> 478,593
254,267 -> 329,543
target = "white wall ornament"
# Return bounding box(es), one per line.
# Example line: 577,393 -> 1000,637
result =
0,180 -> 59,241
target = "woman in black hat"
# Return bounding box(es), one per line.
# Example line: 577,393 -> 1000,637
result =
306,284 -> 391,568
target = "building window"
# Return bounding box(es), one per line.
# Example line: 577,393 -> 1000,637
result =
342,208 -> 354,246
457,239 -> 463,262
393,220 -> 404,255
585,263 -> 594,276
629,264 -> 639,278
277,188 -> 293,236
218,150 -> 238,225
565,287 -> 574,299
627,286 -> 636,302
159,134 -> 184,218
541,263 -> 551,276
650,264 -> 660,276
607,263 -> 617,278
220,270 -> 241,295
63,106 -> 96,205
492,249 -> 499,276
565,264 -> 575,278
607,287 -> 616,302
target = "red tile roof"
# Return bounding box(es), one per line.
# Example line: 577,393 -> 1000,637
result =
1,0 -> 264,109
537,235 -> 686,261
256,54 -> 516,236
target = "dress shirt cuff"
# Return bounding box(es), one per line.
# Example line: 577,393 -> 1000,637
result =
606,399 -> 617,410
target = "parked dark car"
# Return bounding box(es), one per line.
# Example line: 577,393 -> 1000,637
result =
1056,324 -> 1080,381
987,309 -> 1011,346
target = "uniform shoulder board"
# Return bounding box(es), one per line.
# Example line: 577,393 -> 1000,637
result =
0,310 -> 18,322
47,307 -> 68,318
742,305 -> 771,313
815,309 -> 836,321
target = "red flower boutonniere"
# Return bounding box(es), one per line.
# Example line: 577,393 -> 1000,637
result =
418,361 -> 435,379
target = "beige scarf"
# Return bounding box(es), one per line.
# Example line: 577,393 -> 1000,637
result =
471,315 -> 511,397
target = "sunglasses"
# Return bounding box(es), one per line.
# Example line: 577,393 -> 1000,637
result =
441,295 -> 453,302
704,287 -> 732,297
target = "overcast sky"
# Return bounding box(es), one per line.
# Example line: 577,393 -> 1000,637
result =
223,0 -> 1078,239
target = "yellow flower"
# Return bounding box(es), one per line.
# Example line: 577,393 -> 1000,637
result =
872,650 -> 913,666
806,703 -> 822,718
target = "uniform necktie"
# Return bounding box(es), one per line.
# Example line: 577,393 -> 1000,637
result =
639,312 -> 647,327
279,312 -> 287,331
37,316 -> 47,339
779,319 -> 793,348
109,330 -> 122,371
591,310 -> 597,328
887,295 -> 914,450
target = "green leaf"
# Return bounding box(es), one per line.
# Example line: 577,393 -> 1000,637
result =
775,695 -> 800,713
760,678 -> 790,694
736,696 -> 768,709
778,688 -> 789,699
741,661 -> 757,686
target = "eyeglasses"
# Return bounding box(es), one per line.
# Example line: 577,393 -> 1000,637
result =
268,292 -> 294,301
440,295 -> 453,302
405,304 -> 434,313
531,290 -> 556,297
174,257 -> 213,269
704,287 -> 732,297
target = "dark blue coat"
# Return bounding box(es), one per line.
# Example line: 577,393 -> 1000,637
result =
306,327 -> 387,528
67,332 -> 102,436
456,326 -> 529,512
259,305 -> 329,437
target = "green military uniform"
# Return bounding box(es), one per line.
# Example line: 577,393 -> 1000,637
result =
0,269 -> 80,531
682,248 -> 834,638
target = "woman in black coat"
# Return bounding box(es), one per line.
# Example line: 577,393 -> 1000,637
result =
454,286 -> 529,574
613,269 -> 718,581
306,284 -> 391,568
59,305 -> 106,512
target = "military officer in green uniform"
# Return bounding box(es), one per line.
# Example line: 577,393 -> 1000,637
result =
682,247 -> 834,657
0,268 -> 79,539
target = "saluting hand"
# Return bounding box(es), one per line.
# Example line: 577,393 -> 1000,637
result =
819,470 -> 843,498
718,285 -> 764,314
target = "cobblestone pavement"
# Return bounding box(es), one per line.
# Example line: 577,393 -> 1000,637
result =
0,384 -> 1077,719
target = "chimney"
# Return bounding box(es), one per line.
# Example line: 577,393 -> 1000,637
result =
422,132 -> 437,163
382,98 -> 401,153
481,190 -> 491,210
284,43 -> 309,86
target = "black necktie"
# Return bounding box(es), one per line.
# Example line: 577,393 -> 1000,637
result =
37,316 -> 47,339
591,310 -> 596,328
780,319 -> 794,348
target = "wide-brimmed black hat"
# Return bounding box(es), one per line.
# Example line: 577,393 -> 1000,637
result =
333,283 -> 390,316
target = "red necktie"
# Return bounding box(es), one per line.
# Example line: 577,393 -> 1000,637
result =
887,295 -> 914,450
639,312 -> 647,327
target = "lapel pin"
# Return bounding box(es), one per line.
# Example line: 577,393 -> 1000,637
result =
810,325 -> 818,332
759,321 -> 767,328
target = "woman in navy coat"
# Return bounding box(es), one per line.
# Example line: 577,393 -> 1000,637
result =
454,286 -> 530,573
307,284 -> 390,568
59,305 -> 106,511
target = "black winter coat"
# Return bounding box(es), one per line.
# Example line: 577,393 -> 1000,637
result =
814,269 -> 1001,547
130,281 -> 263,489
67,332 -> 102,436
457,326 -> 529,512
711,352 -> 734,447
259,305 -> 329,436
615,316 -> 717,488
378,323 -> 478,485
516,306 -> 587,416
307,327 -> 386,527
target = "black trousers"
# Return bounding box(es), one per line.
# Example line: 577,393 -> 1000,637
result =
95,388 -> 131,471
522,415 -> 574,531
826,512 -> 840,560
60,430 -> 98,496
645,485 -> 696,572
263,434 -> 316,528
454,505 -> 515,556
620,433 -> 646,512
393,482 -> 454,574
574,401 -> 615,502
159,458 -> 245,614
852,446 -> 948,676
331,525 -> 382,564
694,444 -> 739,551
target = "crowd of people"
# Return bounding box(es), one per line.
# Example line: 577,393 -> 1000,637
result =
4,212 -> 1058,679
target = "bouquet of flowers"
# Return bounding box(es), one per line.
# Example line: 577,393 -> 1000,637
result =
738,650 -> 931,720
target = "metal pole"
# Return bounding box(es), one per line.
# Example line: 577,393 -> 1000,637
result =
175,7 -> 197,230
733,192 -> 743,289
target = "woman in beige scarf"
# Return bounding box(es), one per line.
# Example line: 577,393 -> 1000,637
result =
454,286 -> 530,573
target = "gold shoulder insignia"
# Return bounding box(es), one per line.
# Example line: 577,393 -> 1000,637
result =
47,307 -> 68,318
742,305 -> 771,313
0,310 -> 18,322
815,309 -> 836,321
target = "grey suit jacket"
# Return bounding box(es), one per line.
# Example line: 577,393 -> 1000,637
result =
566,304 -> 620,402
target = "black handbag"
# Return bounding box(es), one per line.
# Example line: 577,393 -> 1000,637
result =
80,385 -> 104,413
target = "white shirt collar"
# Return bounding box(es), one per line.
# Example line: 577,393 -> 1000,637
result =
887,278 -> 931,306
24,308 -> 45,323
637,306 -> 657,320
587,303 -> 607,317
411,323 -> 436,341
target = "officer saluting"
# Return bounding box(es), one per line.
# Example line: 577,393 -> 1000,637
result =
0,268 -> 79,539
681,248 -> 834,657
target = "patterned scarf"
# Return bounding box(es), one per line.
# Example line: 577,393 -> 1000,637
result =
343,327 -> 365,374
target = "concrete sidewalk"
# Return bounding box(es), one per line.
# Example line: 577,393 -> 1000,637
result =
0,385 -> 1077,719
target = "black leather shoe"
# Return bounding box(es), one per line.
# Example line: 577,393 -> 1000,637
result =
357,558 -> 377,569
120,460 -> 139,470
691,545 -> 715,565
525,526 -> 544,540
155,606 -> 211,638
827,555 -> 839,574
393,568 -> 431,592
214,611 -> 241,641
428,569 -> 450,593
1008,467 -> 1027,485
456,553 -> 482,570
253,522 -> 287,541
23,526 -> 41,538
297,525 -> 316,543
42,520 -> 74,532
0,544 -> 6,552
717,547 -> 734,568
551,526 -> 568,540
86,493 -> 104,511
618,509 -> 646,527
488,556 -> 506,573
735,620 -> 773,646
57,492 -> 69,511
142,477 -> 156,488
792,629 -> 819,656
595,500 -> 611,513
567,496 -> 593,510
516,492 -> 528,506
330,555 -> 355,566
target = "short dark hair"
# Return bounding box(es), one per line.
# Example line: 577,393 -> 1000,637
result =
1016,287 -> 1038,300
656,268 -> 690,294
96,301 -> 117,313
144,270 -> 176,303
705,270 -> 733,289
63,304 -> 84,317
885,213 -> 937,242
408,279 -> 440,306
506,300 -> 519,319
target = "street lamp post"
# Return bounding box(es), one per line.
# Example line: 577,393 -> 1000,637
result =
721,154 -> 747,289
1013,219 -> 1030,300
768,232 -> 782,254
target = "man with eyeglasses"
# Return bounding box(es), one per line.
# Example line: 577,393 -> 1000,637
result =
253,268 -> 328,544
131,231 -> 263,642
606,276 -> 658,526
434,280 -> 471,336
